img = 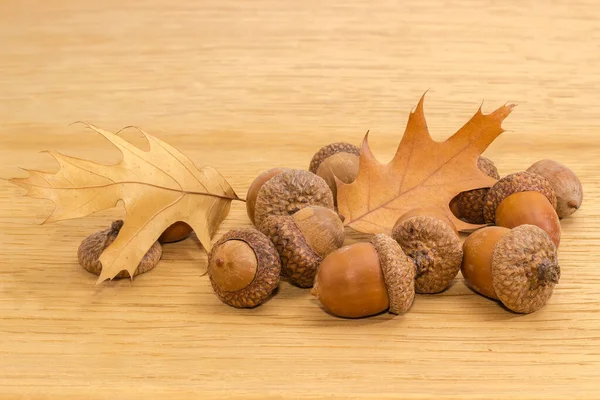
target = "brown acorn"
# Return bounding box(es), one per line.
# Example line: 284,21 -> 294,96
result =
462,225 -> 559,314
483,171 -> 560,247
78,220 -> 162,278
309,142 -> 360,205
207,229 -> 281,308
260,206 -> 344,288
159,222 -> 193,244
253,169 -> 334,230
312,234 -> 415,318
246,167 -> 290,225
449,156 -> 500,224
527,159 -> 583,219
392,210 -> 462,294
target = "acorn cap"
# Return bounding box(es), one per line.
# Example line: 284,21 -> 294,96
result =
371,234 -> 416,314
208,229 -> 281,308
78,220 -> 162,279
483,171 -> 557,224
450,156 -> 500,224
308,142 -> 360,174
477,156 -> 501,180
260,215 -> 321,288
254,169 -> 334,229
492,224 -> 559,314
392,215 -> 462,294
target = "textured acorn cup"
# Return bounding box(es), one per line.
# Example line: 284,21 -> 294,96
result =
246,167 -> 290,225
483,171 -> 557,224
260,206 -> 344,288
253,169 -> 334,230
312,234 -> 415,318
392,213 -> 463,294
527,159 -> 583,219
308,142 -> 360,205
159,221 -> 193,243
207,229 -> 281,308
78,220 -> 162,278
495,191 -> 561,247
463,225 -> 560,314
450,156 -> 500,224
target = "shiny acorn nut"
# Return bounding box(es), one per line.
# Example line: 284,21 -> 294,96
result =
208,229 -> 281,308
450,156 -> 500,224
312,234 -> 415,318
527,159 -> 583,219
246,167 -> 290,225
78,220 -> 162,278
392,210 -> 462,294
253,169 -> 334,229
260,206 -> 344,288
462,225 -> 560,314
483,171 -> 560,247
308,142 -> 360,205
159,222 -> 193,244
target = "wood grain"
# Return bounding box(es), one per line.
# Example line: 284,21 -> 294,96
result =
1,0 -> 599,398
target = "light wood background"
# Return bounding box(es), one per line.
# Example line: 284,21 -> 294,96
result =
1,1 -> 599,399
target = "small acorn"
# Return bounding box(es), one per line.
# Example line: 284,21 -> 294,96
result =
260,206 -> 344,288
78,220 -> 162,278
526,159 -> 583,219
312,234 -> 415,318
309,142 -> 360,205
462,225 -> 560,314
246,167 -> 290,225
207,229 -> 281,308
483,171 -> 561,247
253,169 -> 334,229
450,156 -> 500,224
392,209 -> 462,294
159,221 -> 193,244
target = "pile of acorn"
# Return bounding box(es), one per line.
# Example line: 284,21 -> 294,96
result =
76,142 -> 583,318
206,143 -> 583,317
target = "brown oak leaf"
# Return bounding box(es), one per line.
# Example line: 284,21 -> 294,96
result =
10,124 -> 240,283
337,95 -> 515,234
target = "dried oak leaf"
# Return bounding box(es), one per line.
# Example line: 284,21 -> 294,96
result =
337,96 -> 515,234
10,124 -> 240,283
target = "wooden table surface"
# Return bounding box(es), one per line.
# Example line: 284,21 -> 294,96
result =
1,1 -> 599,398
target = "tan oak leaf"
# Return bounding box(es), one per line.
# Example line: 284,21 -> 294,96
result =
10,124 -> 240,283
337,96 -> 515,234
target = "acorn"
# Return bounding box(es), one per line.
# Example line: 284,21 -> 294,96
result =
392,209 -> 463,294
527,159 -> 583,219
260,206 -> 344,288
483,171 -> 560,247
462,225 -> 559,314
450,156 -> 500,224
253,169 -> 334,230
312,234 -> 415,318
246,167 -> 290,225
78,220 -> 162,278
309,142 -> 360,205
207,229 -> 281,308
159,222 -> 193,244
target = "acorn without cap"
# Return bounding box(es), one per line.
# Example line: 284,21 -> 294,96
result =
527,159 -> 583,219
462,225 -> 560,314
207,229 -> 281,308
483,171 -> 561,247
159,221 -> 193,243
450,156 -> 500,224
253,169 -> 334,229
78,220 -> 162,278
308,142 -> 360,205
392,209 -> 463,294
260,206 -> 344,288
312,234 -> 415,318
